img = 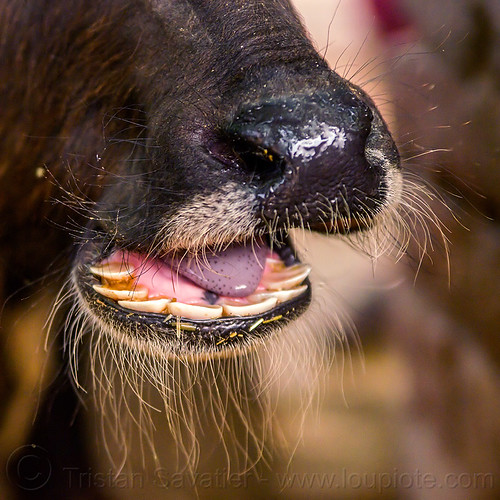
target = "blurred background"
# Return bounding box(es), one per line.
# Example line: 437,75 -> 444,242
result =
285,0 -> 500,498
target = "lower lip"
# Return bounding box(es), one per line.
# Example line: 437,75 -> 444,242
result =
79,269 -> 312,351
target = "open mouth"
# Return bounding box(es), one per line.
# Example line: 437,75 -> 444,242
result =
76,236 -> 312,353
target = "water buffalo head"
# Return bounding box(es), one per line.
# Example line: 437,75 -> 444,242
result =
1,0 -> 401,356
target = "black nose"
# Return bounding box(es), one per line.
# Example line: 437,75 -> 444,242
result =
227,90 -> 385,232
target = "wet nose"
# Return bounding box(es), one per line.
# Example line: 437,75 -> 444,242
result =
227,90 -> 384,230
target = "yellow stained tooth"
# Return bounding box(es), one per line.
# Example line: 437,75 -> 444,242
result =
118,298 -> 171,313
262,265 -> 311,291
222,297 -> 278,317
250,284 -> 308,303
90,262 -> 135,281
93,285 -> 149,301
263,264 -> 308,280
265,257 -> 285,270
167,302 -> 223,320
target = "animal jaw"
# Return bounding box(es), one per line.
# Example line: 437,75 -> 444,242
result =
59,275 -> 346,473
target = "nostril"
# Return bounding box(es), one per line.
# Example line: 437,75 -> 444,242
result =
206,138 -> 241,169
231,138 -> 286,186
206,134 -> 286,187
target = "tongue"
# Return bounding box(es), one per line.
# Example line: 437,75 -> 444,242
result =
166,242 -> 268,298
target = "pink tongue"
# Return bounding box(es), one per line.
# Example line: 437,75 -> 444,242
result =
167,242 -> 268,298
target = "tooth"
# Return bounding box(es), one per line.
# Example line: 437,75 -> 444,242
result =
93,284 -> 149,301
262,265 -> 311,290
117,298 -> 171,313
90,262 -> 135,281
222,297 -> 278,317
266,257 -> 285,270
168,302 -> 223,320
278,264 -> 306,274
250,284 -> 308,303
